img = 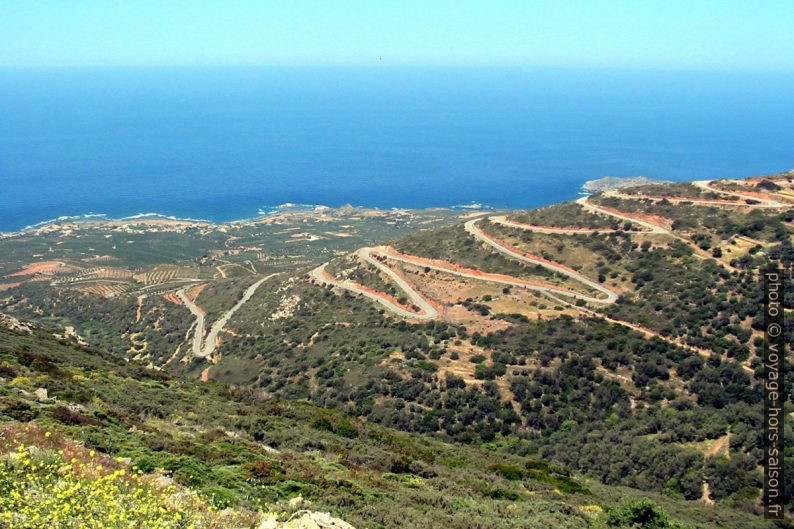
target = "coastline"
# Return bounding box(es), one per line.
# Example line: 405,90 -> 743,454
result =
0,202 -> 496,239
4,170 -> 789,238
0,175 -> 647,237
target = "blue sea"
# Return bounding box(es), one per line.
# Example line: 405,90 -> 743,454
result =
1,66 -> 792,232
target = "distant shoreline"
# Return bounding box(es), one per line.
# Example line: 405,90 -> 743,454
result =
0,175 -> 671,236
0,203 -> 496,238
4,171 -> 789,237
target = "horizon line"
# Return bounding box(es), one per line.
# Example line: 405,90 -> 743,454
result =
1,63 -> 794,75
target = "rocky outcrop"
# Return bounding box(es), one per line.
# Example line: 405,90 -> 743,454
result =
582,176 -> 669,193
258,510 -> 356,529
0,313 -> 33,335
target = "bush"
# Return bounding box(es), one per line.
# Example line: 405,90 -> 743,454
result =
335,421 -> 359,439
162,455 -> 212,488
486,486 -> 521,500
309,415 -> 333,432
2,402 -> 38,422
244,459 -> 284,484
389,457 -> 413,474
605,498 -> 693,528
489,463 -> 523,481
0,442 -> 255,528
51,406 -> 104,427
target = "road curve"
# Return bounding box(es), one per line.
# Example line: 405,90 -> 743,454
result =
464,218 -> 618,304
488,215 -> 623,234
575,197 -> 670,234
309,186 -> 758,319
357,248 -> 440,317
179,273 -> 279,357
375,245 -> 610,304
177,289 -> 206,356
692,180 -> 787,208
310,258 -> 438,319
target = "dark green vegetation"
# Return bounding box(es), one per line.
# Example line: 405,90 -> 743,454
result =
618,183 -> 721,199
1,322 -> 760,528
509,202 -> 640,231
394,223 -> 584,290
590,195 -> 793,260
1,174 -> 792,526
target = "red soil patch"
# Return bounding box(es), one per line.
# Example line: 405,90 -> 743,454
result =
163,293 -> 182,306
185,283 -> 207,302
595,205 -> 672,230
7,261 -> 70,277
384,247 -> 582,296
317,267 -> 429,317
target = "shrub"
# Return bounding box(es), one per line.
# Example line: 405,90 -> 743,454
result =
2,402 -> 38,422
486,486 -> 521,500
489,463 -> 523,481
309,415 -> 334,432
389,457 -> 413,474
605,498 -> 693,528
0,442 -> 256,528
51,406 -> 104,427
335,421 -> 359,439
244,459 -> 284,484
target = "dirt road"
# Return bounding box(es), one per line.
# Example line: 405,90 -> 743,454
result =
576,196 -> 670,234
179,273 -> 279,357
311,261 -> 438,319
464,218 -> 618,303
693,180 -> 786,208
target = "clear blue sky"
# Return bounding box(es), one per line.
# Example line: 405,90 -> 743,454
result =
1,0 -> 793,70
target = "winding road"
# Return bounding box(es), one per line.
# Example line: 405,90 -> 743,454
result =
312,195 -> 681,317
308,180 -> 779,375
575,196 -> 671,234
312,230 -> 616,317
693,180 -> 787,208
488,214 -> 624,234
463,218 -> 617,303
311,251 -> 438,319
179,273 -> 279,357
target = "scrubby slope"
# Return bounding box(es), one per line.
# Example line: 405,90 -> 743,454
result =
2,321 -> 768,528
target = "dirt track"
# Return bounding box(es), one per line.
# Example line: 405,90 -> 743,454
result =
311,256 -> 438,320
306,181 -> 770,374
693,180 -> 787,207
464,218 -> 617,303
179,273 -> 279,357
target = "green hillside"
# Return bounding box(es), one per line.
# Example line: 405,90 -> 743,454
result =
1,321 -> 768,528
1,173 -> 792,526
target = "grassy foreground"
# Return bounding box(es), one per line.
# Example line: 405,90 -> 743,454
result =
0,321 -> 772,528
